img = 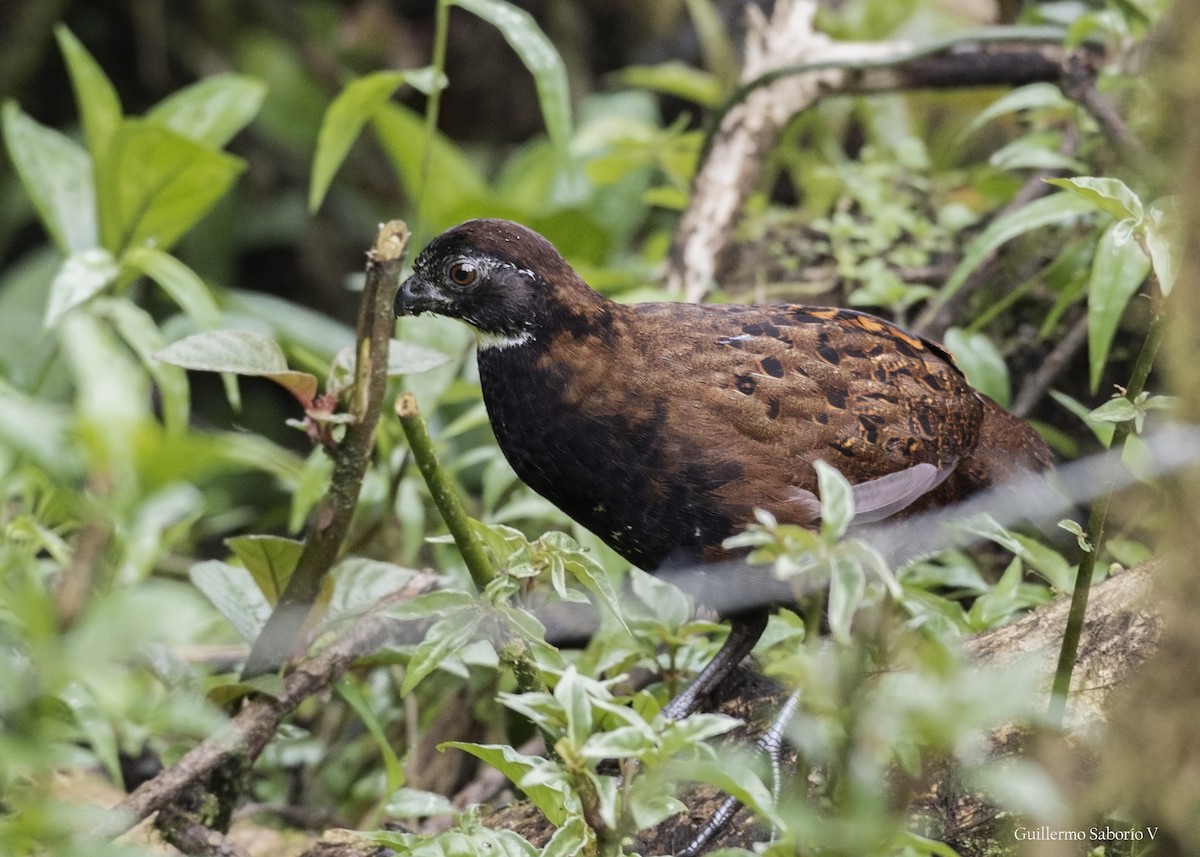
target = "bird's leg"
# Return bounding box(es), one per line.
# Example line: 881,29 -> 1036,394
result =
661,611 -> 768,721
676,689 -> 802,857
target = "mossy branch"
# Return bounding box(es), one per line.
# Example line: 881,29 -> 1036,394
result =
242,221 -> 410,679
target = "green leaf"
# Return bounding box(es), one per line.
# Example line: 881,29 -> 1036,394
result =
2,101 -> 99,254
814,460 -> 854,540
60,683 -> 123,786
226,535 -> 305,603
1045,176 -> 1144,222
96,119 -> 244,255
1088,396 -> 1138,425
371,102 -> 489,220
54,25 -> 123,161
339,678 -> 406,792
942,327 -> 1011,408
1143,203 -> 1179,296
383,589 -> 479,621
0,383 -> 80,479
95,296 -> 191,434
327,558 -> 418,622
540,816 -> 591,857
326,339 -> 450,397
1087,221 -> 1150,392
440,742 -> 574,826
959,83 -> 1070,139
189,560 -> 273,643
124,246 -> 221,328
452,0 -> 573,169
154,329 -> 319,407
1057,518 -> 1092,552
610,62 -> 724,108
677,755 -> 783,828
827,558 -> 866,643
384,787 -> 456,819
935,193 -> 1095,313
146,73 -> 267,148
401,610 -> 484,694
310,70 -> 427,211
44,248 -> 119,327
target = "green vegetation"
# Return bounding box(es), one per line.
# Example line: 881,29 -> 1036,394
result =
0,1 -> 1180,855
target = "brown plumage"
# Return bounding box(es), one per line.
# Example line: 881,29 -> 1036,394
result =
398,219 -> 1050,565
396,218 -> 1052,710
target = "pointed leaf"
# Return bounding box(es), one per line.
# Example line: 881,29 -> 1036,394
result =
146,73 -> 267,148
960,83 -> 1070,139
815,460 -> 855,540
190,560 -> 273,642
1087,221 -> 1150,392
44,248 -> 119,327
942,327 -> 1011,407
96,296 -> 191,434
2,101 -> 99,253
827,558 -> 866,642
401,610 -> 483,694
96,119 -> 244,254
154,329 -> 318,406
439,742 -> 573,825
383,788 -> 456,819
452,0 -> 572,168
1045,176 -> 1144,222
125,246 -> 221,327
226,535 -> 305,603
310,71 -> 415,211
54,26 -> 122,160
935,193 -> 1095,312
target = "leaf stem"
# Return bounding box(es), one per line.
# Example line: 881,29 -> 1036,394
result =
1048,307 -> 1166,723
241,221 -> 409,679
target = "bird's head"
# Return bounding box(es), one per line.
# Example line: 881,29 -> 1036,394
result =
397,219 -> 597,349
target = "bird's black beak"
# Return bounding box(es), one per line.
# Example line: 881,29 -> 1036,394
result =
396,273 -> 437,317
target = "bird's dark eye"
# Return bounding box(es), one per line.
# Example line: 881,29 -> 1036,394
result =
449,261 -> 477,287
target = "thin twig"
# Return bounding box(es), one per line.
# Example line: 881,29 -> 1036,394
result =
1060,51 -> 1149,169
243,221 -> 410,679
1012,312 -> 1089,418
107,577 -> 437,840
1048,308 -> 1166,724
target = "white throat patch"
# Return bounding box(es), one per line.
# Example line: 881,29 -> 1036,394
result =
476,330 -> 535,351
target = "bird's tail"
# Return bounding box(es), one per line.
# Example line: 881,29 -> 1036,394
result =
956,394 -> 1054,489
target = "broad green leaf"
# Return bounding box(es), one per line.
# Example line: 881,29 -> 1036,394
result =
401,610 -> 484,694
626,775 -> 687,831
1087,221 -> 1150,392
146,73 -> 267,148
1045,176 -> 1144,222
540,816 -> 591,857
44,248 -> 119,327
814,460 -> 854,540
371,102 -> 489,217
327,558 -> 418,622
125,246 -> 221,327
935,193 -> 1095,312
554,667 -> 594,749
310,70 -> 435,211
95,296 -> 191,434
611,62 -> 724,108
96,119 -> 244,255
226,534 -> 305,603
960,83 -> 1070,139
452,0 -> 573,169
116,483 -> 204,585
942,327 -> 1011,407
54,26 -> 122,160
2,101 -> 99,254
988,136 -> 1085,173
439,742 -> 574,825
1088,396 -> 1138,425
59,311 -> 150,480
1143,204 -> 1179,295
677,755 -> 783,828
154,329 -> 319,406
383,788 -> 456,819
382,589 -> 478,621
189,560 -> 273,642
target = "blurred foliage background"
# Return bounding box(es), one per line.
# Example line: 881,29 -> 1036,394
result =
0,0 -> 1184,855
